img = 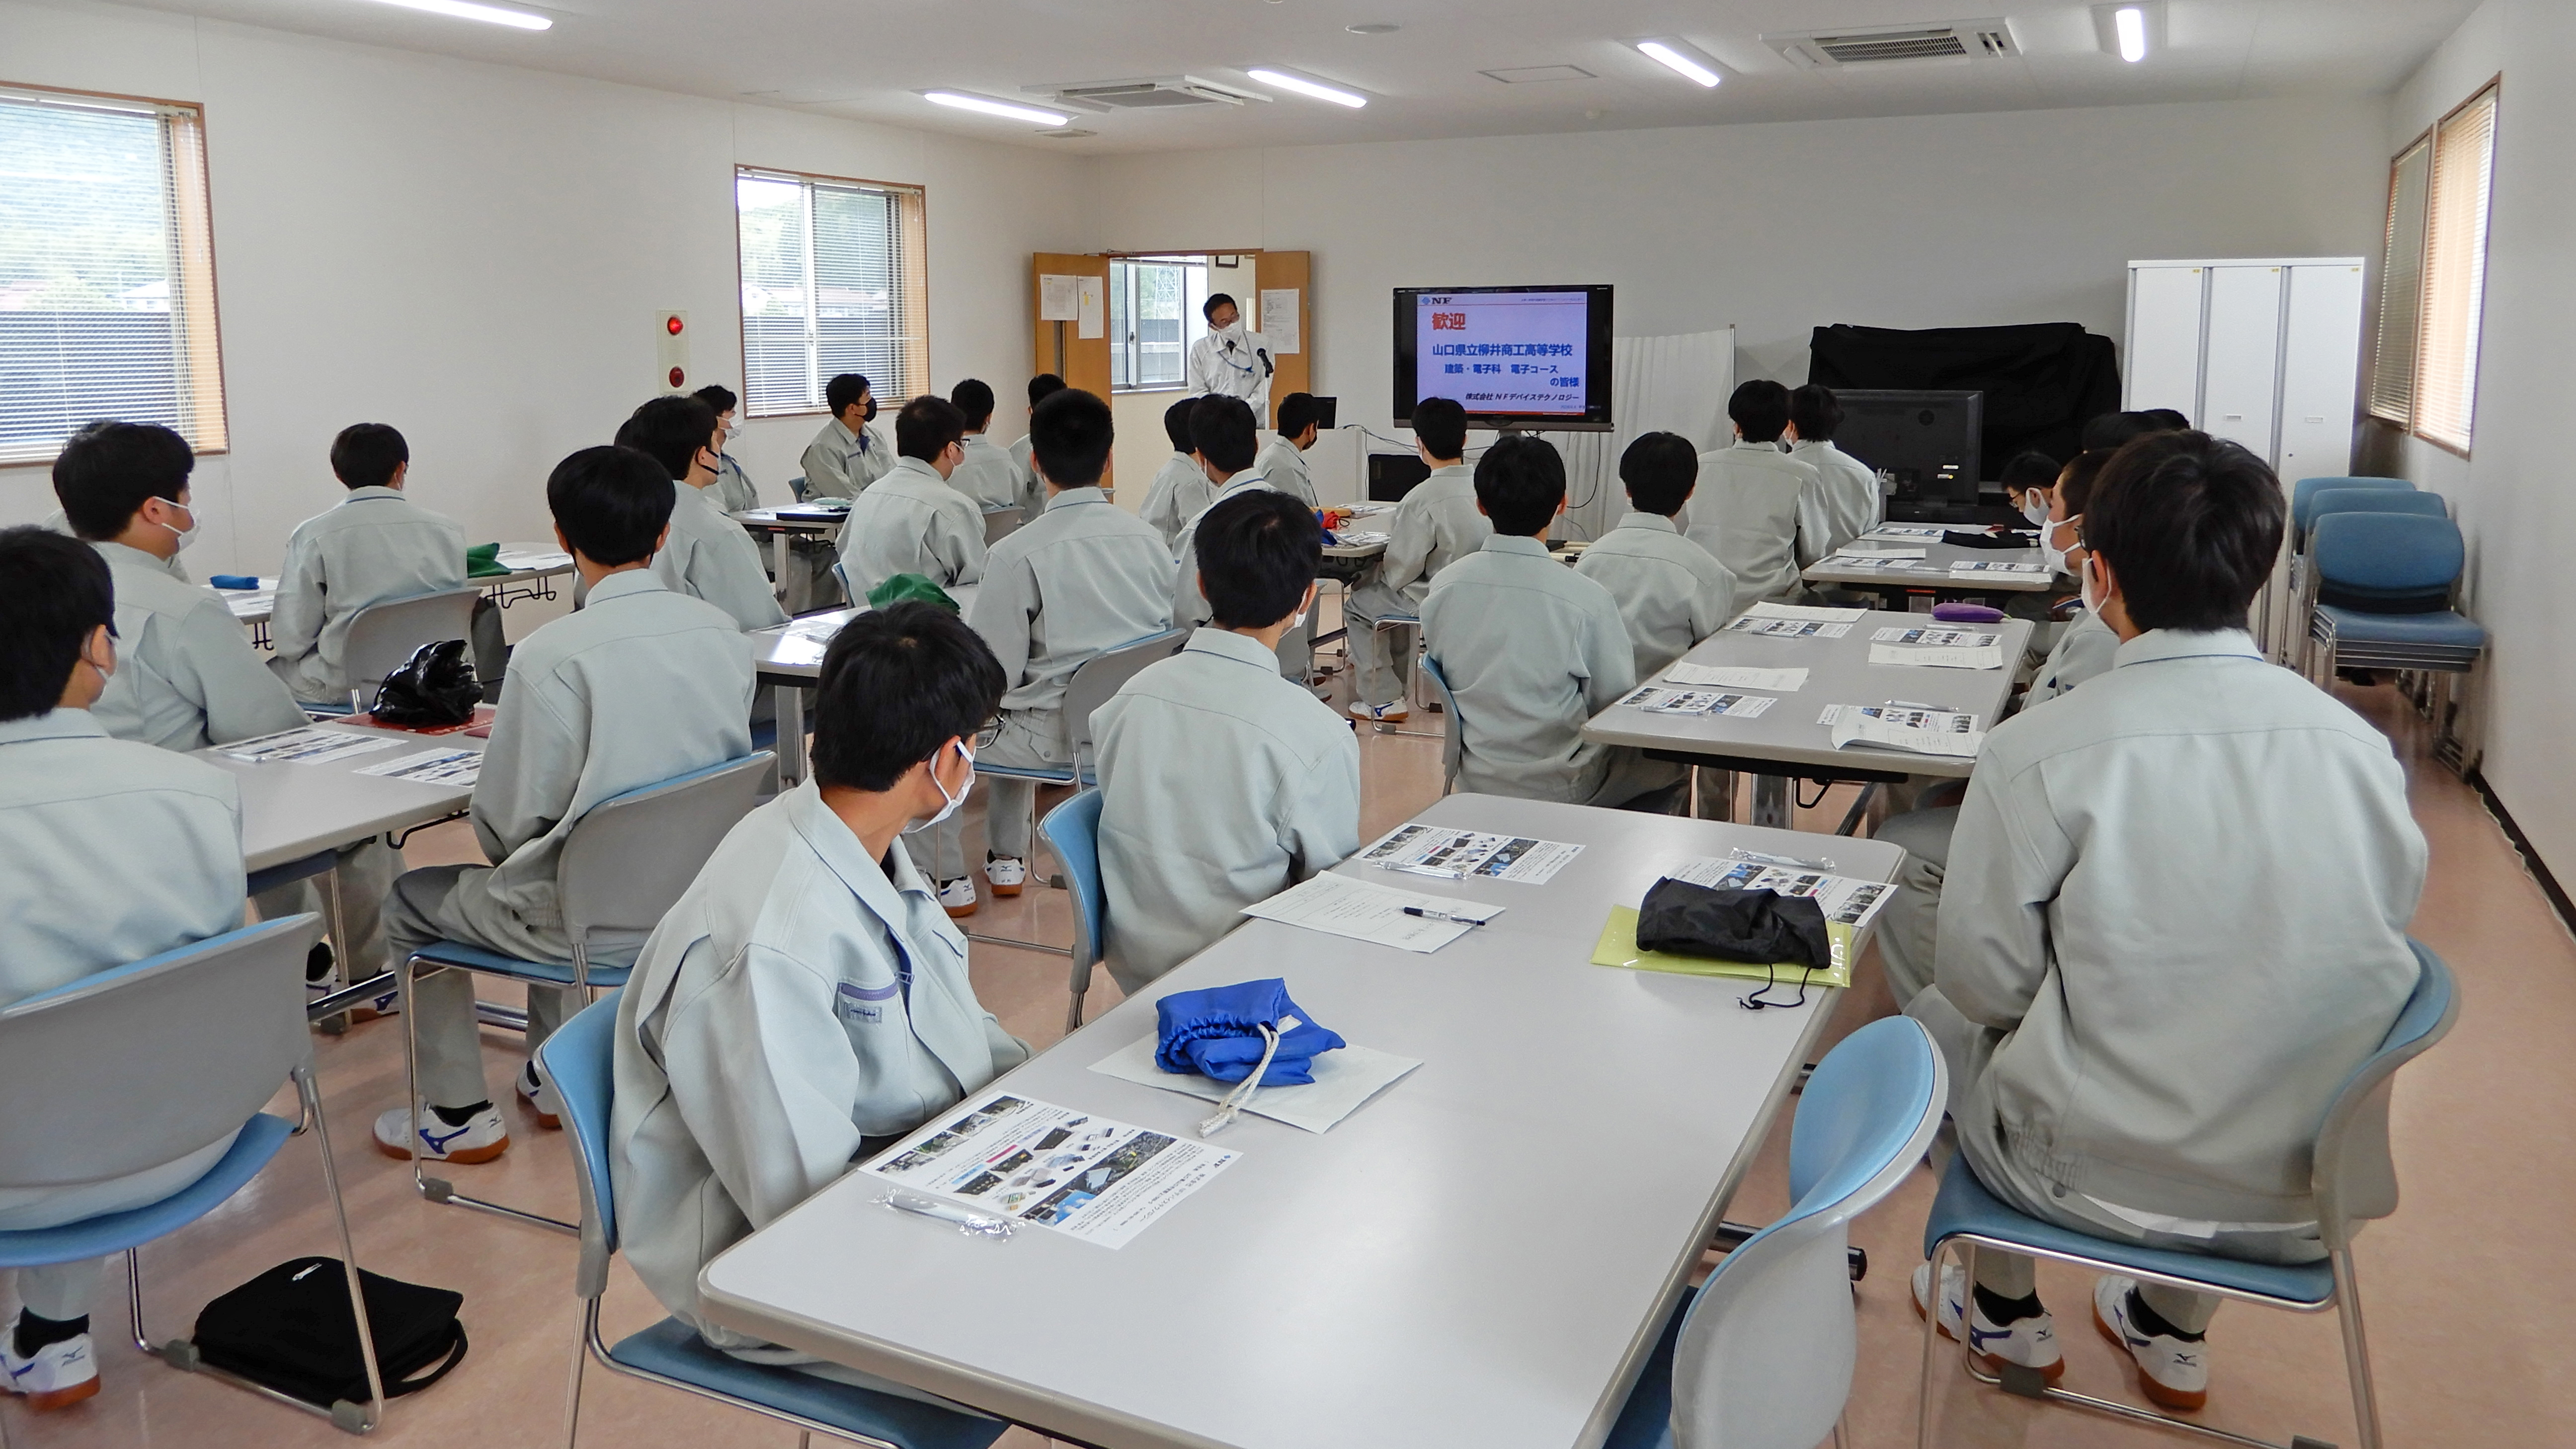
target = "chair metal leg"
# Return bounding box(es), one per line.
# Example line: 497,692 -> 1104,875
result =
564,1300 -> 595,1449
1916,1240 -> 1947,1449
404,955 -> 578,1234
2331,1248 -> 2382,1449
307,1064 -> 391,1432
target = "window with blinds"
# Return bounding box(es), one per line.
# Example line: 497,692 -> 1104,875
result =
2369,81 -> 2497,453
735,167 -> 927,418
0,85 -> 227,467
2366,140 -> 2429,426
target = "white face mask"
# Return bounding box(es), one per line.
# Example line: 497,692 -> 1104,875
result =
154,500 -> 201,553
1215,319 -> 1244,343
902,740 -> 974,834
2019,496 -> 2051,526
2080,552 -> 2105,615
2040,513 -> 2080,576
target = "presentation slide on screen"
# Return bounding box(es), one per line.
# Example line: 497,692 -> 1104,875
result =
1415,291 -> 1590,415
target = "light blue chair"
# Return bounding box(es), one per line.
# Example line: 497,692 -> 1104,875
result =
1604,1016 -> 1948,1449
788,474 -> 808,502
397,753 -> 773,1232
303,586 -> 483,717
1419,655 -> 1465,794
0,916 -> 392,1435
2291,477 -> 2413,538
539,995 -> 1011,1449
1918,941 -> 2457,1449
1038,788 -> 1107,1034
2300,516 -> 2487,770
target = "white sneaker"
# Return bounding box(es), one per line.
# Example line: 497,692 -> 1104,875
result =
2,1316 -> 99,1411
937,877 -> 980,919
1349,699 -> 1410,723
982,856 -> 1027,898
1913,1261 -> 2064,1381
373,1105 -> 509,1164
516,1060 -> 562,1130
2094,1276 -> 2209,1410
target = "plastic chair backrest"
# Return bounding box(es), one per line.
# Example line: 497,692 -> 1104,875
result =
1041,789 -> 1108,978
535,990 -> 626,1299
2310,512 -> 2464,608
1062,629 -> 1190,780
1667,1018 -> 1947,1449
2293,476 -> 2413,533
559,754 -> 774,940
1420,656 -> 1464,791
343,586 -> 483,697
0,915 -> 322,1191
2307,489 -> 2447,535
2312,941 -> 2456,1249
788,475 -> 808,502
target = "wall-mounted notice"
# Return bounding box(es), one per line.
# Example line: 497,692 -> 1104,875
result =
1076,276 -> 1105,338
1260,288 -> 1301,354
1039,273 -> 1080,322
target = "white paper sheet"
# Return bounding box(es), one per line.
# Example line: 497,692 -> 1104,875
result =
866,1092 -> 1238,1249
1862,525 -> 1946,540
1666,857 -> 1896,930
1087,1037 -> 1418,1134
353,747 -> 483,786
1259,287 -> 1300,353
1744,601 -> 1869,622
1948,560 -> 2046,577
1618,687 -> 1777,718
1829,547 -> 1928,561
1817,704 -> 1985,758
1038,273 -> 1080,322
1872,627 -> 1997,647
220,727 -> 403,766
1724,616 -> 1853,640
1868,644 -> 2006,670
1076,276 -> 1105,339
1356,823 -> 1582,884
1242,873 -> 1500,952
220,580 -> 279,619
491,549 -> 573,573
1664,663 -> 1808,692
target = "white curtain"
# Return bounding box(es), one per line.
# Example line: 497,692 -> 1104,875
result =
1557,327 -> 1736,541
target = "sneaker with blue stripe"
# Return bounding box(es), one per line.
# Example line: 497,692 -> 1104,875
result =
372,1104 -> 508,1164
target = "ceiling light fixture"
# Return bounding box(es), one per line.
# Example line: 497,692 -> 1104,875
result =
1245,68 -> 1368,108
2113,5 -> 2148,61
359,0 -> 552,29
923,90 -> 1075,127
2092,2 -> 2162,62
1634,39 -> 1723,88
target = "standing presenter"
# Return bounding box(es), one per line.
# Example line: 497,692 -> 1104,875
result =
1186,293 -> 1274,422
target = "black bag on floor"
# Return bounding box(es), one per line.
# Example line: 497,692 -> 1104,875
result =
190,1257 -> 467,1408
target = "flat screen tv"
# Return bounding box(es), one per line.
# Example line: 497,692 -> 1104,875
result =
1392,285 -> 1613,432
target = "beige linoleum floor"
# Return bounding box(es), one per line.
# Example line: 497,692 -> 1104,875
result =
5,647 -> 2565,1449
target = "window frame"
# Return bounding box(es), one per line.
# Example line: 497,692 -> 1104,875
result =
730,164 -> 928,421
1107,255 -> 1210,395
2370,77 -> 2499,459
0,79 -> 229,469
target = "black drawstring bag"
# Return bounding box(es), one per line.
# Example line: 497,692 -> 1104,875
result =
367,639 -> 480,726
190,1257 -> 467,1409
1635,879 -> 1833,969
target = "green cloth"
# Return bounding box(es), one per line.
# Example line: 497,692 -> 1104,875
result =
865,572 -> 959,613
466,542 -> 507,579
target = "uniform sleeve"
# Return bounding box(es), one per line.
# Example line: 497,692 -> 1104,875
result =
1279,728 -> 1364,883
469,669 -> 583,866
266,528 -> 327,671
1378,497 -> 1436,592
702,524 -> 788,630
966,553 -> 1037,690
853,427 -> 895,492
937,499 -> 988,587
1794,475 -> 1835,568
1691,558 -> 1740,639
1173,535 -> 1211,629
1932,762 -> 2072,1029
801,436 -> 852,499
1186,341 -> 1216,398
1576,595 -> 1639,714
175,598 -> 313,745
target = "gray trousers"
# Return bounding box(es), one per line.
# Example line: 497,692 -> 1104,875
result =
383,864 -> 596,1109
1343,579 -> 1418,707
977,712 -> 1064,862
1,1130 -> 238,1323
250,837 -> 399,979
1871,805 -> 1958,1007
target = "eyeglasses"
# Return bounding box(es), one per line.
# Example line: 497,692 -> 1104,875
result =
972,720 -> 1003,750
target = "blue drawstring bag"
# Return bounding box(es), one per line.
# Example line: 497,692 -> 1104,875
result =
1155,978 -> 1345,1087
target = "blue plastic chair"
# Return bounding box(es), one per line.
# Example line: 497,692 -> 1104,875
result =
2306,488 -> 2447,537
0,916 -> 395,1434
301,586 -> 483,717
1917,941 -> 2457,1449
538,995 -> 1010,1449
1605,1017 -> 1949,1449
1038,789 -> 1108,1034
2302,515 -> 2487,725
2291,477 -> 2413,537
1419,655 -> 1465,794
397,752 -> 773,1233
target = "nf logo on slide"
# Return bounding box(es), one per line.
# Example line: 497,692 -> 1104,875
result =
1430,312 -> 1467,330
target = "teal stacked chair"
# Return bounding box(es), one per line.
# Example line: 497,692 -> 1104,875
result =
2300,513 -> 2486,765
2290,477 -> 2414,541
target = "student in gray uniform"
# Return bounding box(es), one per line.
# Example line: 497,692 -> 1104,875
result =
267,423 -> 469,707
945,378 -> 1024,519
966,387 -> 1173,910
691,385 -> 761,515
1094,490 -> 1360,992
613,601 -> 1026,1401
1252,391 -> 1323,508
1906,432 -> 2426,1411
613,396 -> 789,634
1998,448 -> 2062,528
1574,432 -> 1739,680
1344,397 -> 1489,723
0,529 -> 249,1414
1421,436 -> 1677,810
1689,380 -> 1823,602
376,445 -> 755,1166
797,372 -> 891,500
1170,396 -> 1309,677
1139,395 -> 1215,548
1007,374 -> 1067,521
1785,384 -> 1883,556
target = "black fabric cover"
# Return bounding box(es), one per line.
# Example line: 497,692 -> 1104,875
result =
1808,322 -> 2121,478
1942,529 -> 2035,551
193,1257 -> 467,1408
1635,880 -> 1832,969
368,639 -> 480,726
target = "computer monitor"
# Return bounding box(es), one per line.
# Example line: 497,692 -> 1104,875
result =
1367,452 -> 1432,501
1392,285 -> 1614,432
1829,391 -> 1985,523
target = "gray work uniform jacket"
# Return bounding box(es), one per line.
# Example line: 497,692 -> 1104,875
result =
650,480 -> 789,632
710,453 -> 760,515
1372,464 -> 1490,611
1686,441 -> 1818,604
1574,512 -> 1740,680
950,436 -> 1023,515
800,417 -> 892,500
266,486 -> 469,703
1252,439 -> 1319,508
1420,534 -> 1637,803
833,457 -> 988,603
90,541 -> 310,752
1138,454 -> 1216,549
966,487 -> 1175,751
1788,439 -> 1882,560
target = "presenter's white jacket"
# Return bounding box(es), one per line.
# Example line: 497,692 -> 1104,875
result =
90,542 -> 310,752
1187,330 -> 1274,415
266,486 -> 469,705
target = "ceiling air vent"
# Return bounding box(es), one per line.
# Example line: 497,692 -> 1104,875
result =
1023,77 -> 1271,113
1764,18 -> 2021,69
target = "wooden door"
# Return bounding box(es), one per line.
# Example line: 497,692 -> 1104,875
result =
1029,252 -> 1115,487
1255,250 -> 1313,415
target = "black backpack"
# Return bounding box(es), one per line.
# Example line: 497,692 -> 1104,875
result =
189,1257 -> 467,1411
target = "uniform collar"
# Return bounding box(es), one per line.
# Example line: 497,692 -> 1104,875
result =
887,455 -> 947,487
1480,533 -> 1550,558
92,540 -> 173,572
0,709 -> 105,747
2111,628 -> 2261,669
784,781 -> 939,910
1044,486 -> 1108,512
1185,627 -> 1288,671
1425,463 -> 1472,479
1217,470 -> 1271,495
1618,512 -> 1680,535
1730,438 -> 1784,454
585,568 -> 666,605
342,486 -> 406,502
831,417 -> 868,450
1787,439 -> 1831,455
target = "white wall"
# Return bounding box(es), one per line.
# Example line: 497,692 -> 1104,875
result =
2374,0 -> 2576,882
1081,97 -> 2392,447
0,0 -> 1091,574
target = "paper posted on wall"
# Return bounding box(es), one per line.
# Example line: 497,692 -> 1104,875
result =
1816,704 -> 1985,758
1665,856 -> 1895,931
1258,287 -> 1301,353
1618,687 -> 1778,718
1358,823 -> 1581,884
1664,663 -> 1808,692
1038,273 -> 1080,322
866,1093 -> 1238,1249
353,748 -> 483,787
220,727 -> 403,766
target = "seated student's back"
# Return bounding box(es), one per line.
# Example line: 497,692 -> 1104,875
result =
1139,395 -> 1215,548
1575,431 -> 1738,679
834,395 -> 987,601
946,377 -> 1023,514
267,422 -> 469,705
1785,384 -> 1881,557
1690,381 -> 1820,600
614,395 -> 787,632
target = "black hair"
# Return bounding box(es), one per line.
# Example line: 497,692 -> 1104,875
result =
950,378 -> 995,430
2000,450 -> 2062,495
1619,433 -> 1699,516
2080,410 -> 2164,453
1411,397 -> 1468,462
1198,489 -> 1321,631
1162,395 -> 1198,451
811,601 -> 1007,793
2084,431 -> 2284,634
1787,383 -> 1843,442
52,421 -> 195,540
2142,407 -> 2191,431
1728,380 -> 1792,443
895,396 -> 967,463
1030,388 -> 1114,489
546,445 -> 676,567
826,374 -> 873,418
330,423 -> 409,490
616,396 -> 719,482
691,383 -> 739,415
1027,373 -> 1067,407
1474,434 -> 1567,537
2057,449 -> 2113,517
1203,292 -> 1237,322
1190,396 -> 1260,474
1275,392 -> 1322,437
0,527 -> 114,723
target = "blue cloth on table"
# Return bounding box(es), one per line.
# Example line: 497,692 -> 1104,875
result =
209,574 -> 260,590
1154,978 -> 1345,1086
